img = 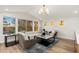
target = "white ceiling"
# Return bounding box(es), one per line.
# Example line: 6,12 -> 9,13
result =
0,5 -> 79,19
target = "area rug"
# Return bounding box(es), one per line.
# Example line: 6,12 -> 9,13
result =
24,38 -> 59,53
24,43 -> 48,53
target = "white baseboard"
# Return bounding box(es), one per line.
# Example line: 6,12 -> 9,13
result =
57,36 -> 74,40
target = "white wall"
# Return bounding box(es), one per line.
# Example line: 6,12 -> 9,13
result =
0,12 -> 79,43
0,16 -> 3,43
0,12 -> 39,43
58,17 -> 79,40
41,17 -> 79,40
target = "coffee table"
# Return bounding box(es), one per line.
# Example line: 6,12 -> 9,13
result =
36,35 -> 55,46
4,34 -> 17,47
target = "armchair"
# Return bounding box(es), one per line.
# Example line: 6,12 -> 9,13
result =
17,32 -> 37,50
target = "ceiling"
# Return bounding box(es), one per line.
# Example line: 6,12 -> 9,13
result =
0,5 -> 79,19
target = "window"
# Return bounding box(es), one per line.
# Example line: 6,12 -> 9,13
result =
18,19 -> 27,32
34,21 -> 38,32
18,19 -> 38,32
27,21 -> 33,31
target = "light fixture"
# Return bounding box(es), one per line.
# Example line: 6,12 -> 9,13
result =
4,9 -> 9,11
39,5 -> 49,15
74,10 -> 78,14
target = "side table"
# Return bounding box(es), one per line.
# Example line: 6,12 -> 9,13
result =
4,34 -> 17,47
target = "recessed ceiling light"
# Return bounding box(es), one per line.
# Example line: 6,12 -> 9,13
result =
4,9 -> 9,11
74,10 -> 78,14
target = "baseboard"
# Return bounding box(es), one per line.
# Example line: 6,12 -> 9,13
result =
57,37 -> 74,42
74,43 -> 79,53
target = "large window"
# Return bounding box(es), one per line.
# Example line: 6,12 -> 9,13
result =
18,19 -> 27,32
27,21 -> 33,31
18,19 -> 38,32
18,20 -> 33,32
34,21 -> 38,32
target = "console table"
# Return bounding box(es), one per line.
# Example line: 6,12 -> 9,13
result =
4,34 -> 17,47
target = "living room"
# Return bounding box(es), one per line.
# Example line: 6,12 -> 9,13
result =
0,5 -> 79,53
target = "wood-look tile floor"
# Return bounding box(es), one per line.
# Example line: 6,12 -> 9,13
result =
48,39 -> 75,53
0,39 -> 75,53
